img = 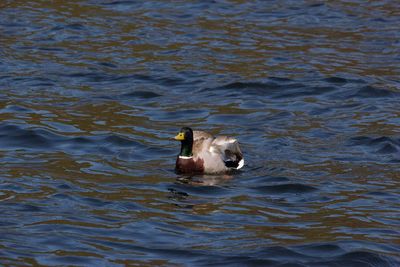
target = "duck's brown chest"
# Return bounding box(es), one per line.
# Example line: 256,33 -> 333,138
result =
175,156 -> 204,174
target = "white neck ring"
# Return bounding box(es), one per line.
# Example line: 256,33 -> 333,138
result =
179,155 -> 193,159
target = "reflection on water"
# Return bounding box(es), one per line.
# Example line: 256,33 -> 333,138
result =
1,0 -> 400,266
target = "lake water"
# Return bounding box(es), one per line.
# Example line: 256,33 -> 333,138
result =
1,1 -> 399,266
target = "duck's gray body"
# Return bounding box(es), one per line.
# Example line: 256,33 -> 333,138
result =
176,131 -> 244,174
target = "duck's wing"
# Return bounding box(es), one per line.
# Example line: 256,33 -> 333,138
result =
192,131 -> 214,155
211,136 -> 244,169
193,131 -> 213,141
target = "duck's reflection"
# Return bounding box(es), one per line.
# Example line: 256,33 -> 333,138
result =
176,174 -> 234,186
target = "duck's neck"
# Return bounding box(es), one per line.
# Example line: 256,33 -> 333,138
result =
180,140 -> 193,157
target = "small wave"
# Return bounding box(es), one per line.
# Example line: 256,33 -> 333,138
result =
0,122 -> 152,158
351,86 -> 397,98
104,135 -> 145,148
201,77 -> 400,102
192,244 -> 399,266
323,76 -> 366,85
50,23 -> 85,32
122,91 -> 162,99
324,76 -> 349,84
203,79 -> 338,99
0,124 -> 58,149
336,251 -> 396,266
102,0 -> 137,6
97,62 -> 118,68
168,182 -> 231,198
254,183 -> 317,194
348,136 -> 399,155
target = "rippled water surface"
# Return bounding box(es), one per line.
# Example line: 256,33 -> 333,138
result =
1,1 -> 400,266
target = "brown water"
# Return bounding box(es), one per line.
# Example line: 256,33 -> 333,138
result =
1,1 -> 400,266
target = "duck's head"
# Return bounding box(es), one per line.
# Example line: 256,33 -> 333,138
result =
174,127 -> 193,142
175,127 -> 193,157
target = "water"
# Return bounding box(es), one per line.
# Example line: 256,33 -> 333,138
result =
1,1 -> 399,266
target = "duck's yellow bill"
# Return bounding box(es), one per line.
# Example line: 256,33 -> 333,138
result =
174,132 -> 185,141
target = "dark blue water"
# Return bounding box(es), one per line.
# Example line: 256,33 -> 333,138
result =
1,1 -> 399,266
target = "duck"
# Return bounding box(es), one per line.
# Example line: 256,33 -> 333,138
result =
174,127 -> 244,174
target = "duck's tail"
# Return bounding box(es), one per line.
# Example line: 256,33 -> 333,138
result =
212,136 -> 244,170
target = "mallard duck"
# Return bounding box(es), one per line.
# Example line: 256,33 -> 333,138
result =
174,127 -> 244,174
